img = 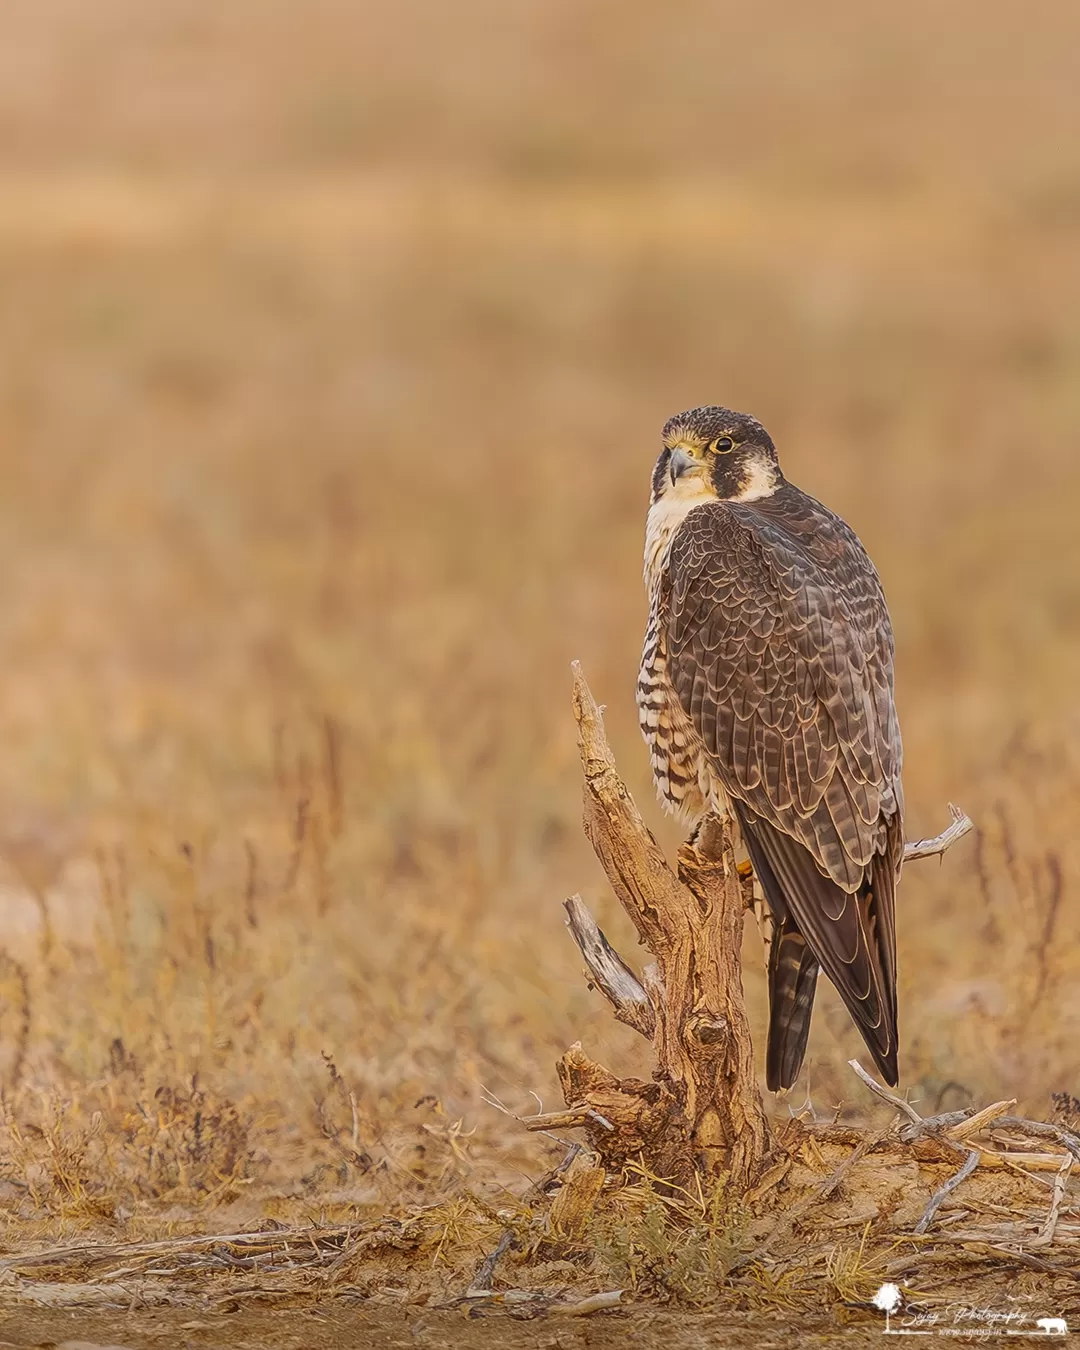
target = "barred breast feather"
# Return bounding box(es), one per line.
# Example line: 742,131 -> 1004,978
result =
637,489 -> 721,821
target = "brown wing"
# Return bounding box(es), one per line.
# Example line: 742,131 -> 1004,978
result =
665,486 -> 904,1086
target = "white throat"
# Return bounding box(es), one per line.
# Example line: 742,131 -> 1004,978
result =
643,476 -> 714,590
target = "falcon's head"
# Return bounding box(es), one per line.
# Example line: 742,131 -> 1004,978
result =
652,405 -> 782,505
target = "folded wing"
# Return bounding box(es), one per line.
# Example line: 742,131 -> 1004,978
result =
665,492 -> 904,1087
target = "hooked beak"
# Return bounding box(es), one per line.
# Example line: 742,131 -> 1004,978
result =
669,446 -> 702,484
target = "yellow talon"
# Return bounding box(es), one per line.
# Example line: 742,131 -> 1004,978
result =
737,860 -> 754,878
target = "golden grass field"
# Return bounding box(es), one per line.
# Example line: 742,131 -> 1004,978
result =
0,2 -> 1079,1345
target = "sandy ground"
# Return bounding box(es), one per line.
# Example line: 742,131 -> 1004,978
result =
0,1305 -> 897,1350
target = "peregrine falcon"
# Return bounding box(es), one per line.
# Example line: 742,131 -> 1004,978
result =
637,406 -> 904,1090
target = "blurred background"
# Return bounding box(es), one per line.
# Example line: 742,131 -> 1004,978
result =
0,1 -> 1077,1220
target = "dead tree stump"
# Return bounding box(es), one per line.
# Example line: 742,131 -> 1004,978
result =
540,664 -> 772,1189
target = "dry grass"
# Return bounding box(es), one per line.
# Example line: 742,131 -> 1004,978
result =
0,0 -> 1077,1335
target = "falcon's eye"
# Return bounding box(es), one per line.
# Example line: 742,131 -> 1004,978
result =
711,436 -> 735,454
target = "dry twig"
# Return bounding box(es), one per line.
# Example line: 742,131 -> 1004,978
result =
467,1228 -> 516,1295
914,1148 -> 981,1234
1032,1155 -> 1073,1247
903,804 -> 974,863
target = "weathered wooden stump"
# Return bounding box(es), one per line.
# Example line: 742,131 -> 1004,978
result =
532,664 -> 770,1188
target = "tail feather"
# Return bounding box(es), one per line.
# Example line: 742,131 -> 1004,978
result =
734,800 -> 900,1089
766,924 -> 821,1091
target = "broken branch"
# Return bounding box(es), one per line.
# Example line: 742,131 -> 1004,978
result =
904,803 -> 974,863
848,1058 -> 924,1127
563,895 -> 655,1038
989,1117 -> 1080,1168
